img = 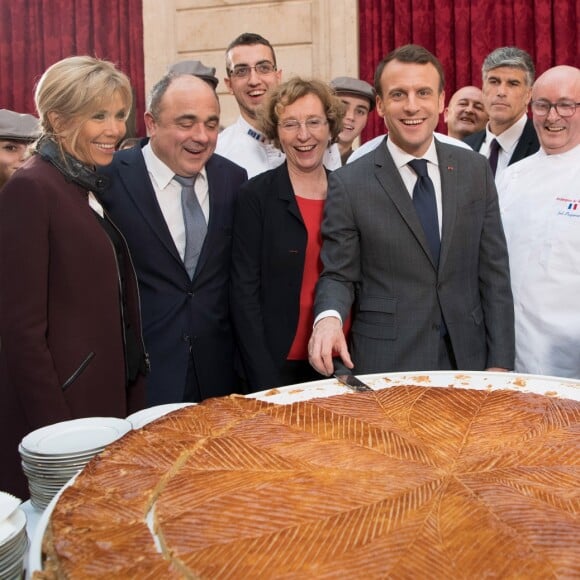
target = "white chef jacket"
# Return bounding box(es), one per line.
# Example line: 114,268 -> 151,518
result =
498,145 -> 580,379
216,115 -> 341,178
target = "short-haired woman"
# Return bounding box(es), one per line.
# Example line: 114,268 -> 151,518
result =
0,56 -> 148,497
230,77 -> 347,390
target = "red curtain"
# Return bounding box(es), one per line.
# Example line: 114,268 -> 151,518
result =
0,0 -> 146,137
359,0 -> 580,141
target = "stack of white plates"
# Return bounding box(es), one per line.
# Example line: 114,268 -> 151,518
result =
19,417 -> 132,510
0,505 -> 27,580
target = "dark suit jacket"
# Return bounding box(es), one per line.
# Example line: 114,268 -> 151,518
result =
230,163 -> 308,389
463,117 -> 540,165
100,145 -> 247,405
0,156 -> 146,497
314,138 -> 515,373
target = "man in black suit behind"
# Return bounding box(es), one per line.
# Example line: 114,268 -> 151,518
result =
463,46 -> 539,180
100,74 -> 247,405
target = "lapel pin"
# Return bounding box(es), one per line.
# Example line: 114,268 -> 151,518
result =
447,166 -> 454,172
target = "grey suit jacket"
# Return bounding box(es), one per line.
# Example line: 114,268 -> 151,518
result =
314,138 -> 515,373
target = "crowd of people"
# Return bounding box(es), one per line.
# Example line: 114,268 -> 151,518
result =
0,33 -> 578,498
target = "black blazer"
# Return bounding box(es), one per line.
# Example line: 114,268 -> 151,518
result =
230,163 -> 312,390
100,144 -> 247,405
463,117 -> 539,165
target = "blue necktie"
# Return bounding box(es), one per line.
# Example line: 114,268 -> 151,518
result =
174,175 -> 207,279
408,159 -> 440,267
487,138 -> 501,176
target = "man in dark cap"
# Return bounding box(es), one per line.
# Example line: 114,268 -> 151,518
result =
330,77 -> 375,164
0,109 -> 40,189
168,60 -> 219,90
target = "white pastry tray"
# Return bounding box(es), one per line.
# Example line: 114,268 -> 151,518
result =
246,370 -> 580,404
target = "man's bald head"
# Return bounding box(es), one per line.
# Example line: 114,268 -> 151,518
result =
531,65 -> 580,155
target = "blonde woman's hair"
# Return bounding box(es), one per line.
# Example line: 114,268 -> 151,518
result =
34,55 -> 133,158
259,77 -> 345,150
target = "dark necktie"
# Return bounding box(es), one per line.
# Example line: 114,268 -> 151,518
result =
408,159 -> 440,267
488,138 -> 501,176
174,175 -> 207,279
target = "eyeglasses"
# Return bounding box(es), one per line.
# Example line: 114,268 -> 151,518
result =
530,100 -> 580,118
229,62 -> 277,79
278,118 -> 329,132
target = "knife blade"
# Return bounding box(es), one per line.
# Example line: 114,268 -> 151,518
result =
333,374 -> 373,392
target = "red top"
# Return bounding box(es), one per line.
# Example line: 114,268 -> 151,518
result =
287,196 -> 350,360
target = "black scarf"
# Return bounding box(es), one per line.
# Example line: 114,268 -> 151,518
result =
37,136 -> 110,193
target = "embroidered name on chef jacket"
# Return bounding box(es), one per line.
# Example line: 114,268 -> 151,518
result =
247,128 -> 266,143
556,197 -> 580,218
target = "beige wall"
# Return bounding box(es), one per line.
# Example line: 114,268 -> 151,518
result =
142,0 -> 359,127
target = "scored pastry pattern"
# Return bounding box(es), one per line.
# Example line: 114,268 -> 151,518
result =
41,386 -> 580,578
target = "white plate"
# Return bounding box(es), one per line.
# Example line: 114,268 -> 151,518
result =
126,403 -> 195,429
0,509 -> 26,546
247,370 -> 580,404
0,531 -> 27,567
21,417 -> 132,455
27,474 -> 77,578
28,371 -> 580,577
0,492 -> 21,524
0,556 -> 26,580
19,444 -> 104,462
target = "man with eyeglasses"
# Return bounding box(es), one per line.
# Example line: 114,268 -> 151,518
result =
216,32 -> 341,177
463,46 -> 539,180
498,65 -> 580,379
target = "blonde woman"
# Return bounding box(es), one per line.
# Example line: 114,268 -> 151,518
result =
0,56 -> 148,498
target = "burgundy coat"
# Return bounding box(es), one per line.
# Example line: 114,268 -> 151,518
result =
0,155 -> 146,498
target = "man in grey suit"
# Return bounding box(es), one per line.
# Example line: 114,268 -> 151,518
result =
308,45 -> 514,376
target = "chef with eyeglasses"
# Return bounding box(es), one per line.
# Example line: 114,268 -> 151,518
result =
216,32 -> 341,177
498,65 -> 580,379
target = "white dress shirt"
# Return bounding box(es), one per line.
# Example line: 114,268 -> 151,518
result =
88,192 -> 104,217
142,143 -> 209,260
479,113 -> 528,179
347,131 -> 472,164
316,135 -> 443,325
386,137 -> 442,235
